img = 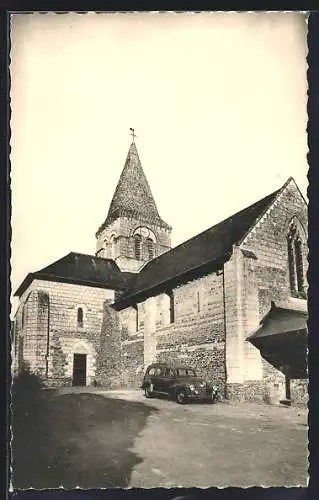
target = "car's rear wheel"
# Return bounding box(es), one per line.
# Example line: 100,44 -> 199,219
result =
145,383 -> 154,398
175,389 -> 187,404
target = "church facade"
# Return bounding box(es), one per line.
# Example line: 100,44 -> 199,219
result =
12,141 -> 308,404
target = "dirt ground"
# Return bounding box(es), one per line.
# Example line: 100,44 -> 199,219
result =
12,387 -> 308,489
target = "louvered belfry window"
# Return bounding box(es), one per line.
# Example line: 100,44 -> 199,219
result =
134,234 -> 142,260
147,238 -> 154,259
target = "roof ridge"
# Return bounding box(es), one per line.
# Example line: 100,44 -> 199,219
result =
15,251 -> 128,297
35,252 -> 74,273
238,177 -> 295,246
69,251 -> 116,263
140,186 -> 281,274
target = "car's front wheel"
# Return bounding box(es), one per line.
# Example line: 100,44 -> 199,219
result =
175,389 -> 187,404
145,383 -> 154,399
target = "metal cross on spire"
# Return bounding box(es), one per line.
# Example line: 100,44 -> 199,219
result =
129,127 -> 137,142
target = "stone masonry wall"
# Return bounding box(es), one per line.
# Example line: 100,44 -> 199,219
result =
156,281 -> 226,391
224,248 -> 264,401
290,379 -> 308,406
95,299 -> 123,388
242,179 -> 307,309
240,179 -> 308,400
14,289 -> 48,376
96,216 -> 171,272
118,271 -> 227,393
14,279 -> 114,386
121,339 -> 145,388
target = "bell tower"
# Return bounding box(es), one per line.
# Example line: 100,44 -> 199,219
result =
95,134 -> 172,272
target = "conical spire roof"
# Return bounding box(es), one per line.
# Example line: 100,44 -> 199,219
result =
101,142 -> 170,232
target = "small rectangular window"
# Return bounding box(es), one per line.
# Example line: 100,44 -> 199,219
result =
77,308 -> 84,328
165,368 -> 175,377
169,291 -> 175,323
135,305 -> 139,332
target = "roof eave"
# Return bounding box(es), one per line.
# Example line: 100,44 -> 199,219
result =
113,251 -> 232,311
14,273 -> 35,297
15,272 -> 129,298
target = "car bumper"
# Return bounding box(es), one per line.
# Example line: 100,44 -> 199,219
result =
187,390 -> 215,401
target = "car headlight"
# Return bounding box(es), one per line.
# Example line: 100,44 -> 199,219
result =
188,384 -> 195,392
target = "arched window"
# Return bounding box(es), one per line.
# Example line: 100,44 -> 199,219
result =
133,227 -> 156,261
134,234 -> 142,260
147,238 -> 154,259
287,220 -> 306,296
77,307 -> 84,328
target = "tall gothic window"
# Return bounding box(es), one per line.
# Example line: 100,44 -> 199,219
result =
77,307 -> 84,328
134,234 -> 142,260
287,221 -> 305,296
147,238 -> 154,259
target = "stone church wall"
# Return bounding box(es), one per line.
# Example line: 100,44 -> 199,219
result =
290,379 -> 308,406
121,339 -> 144,388
240,180 -> 308,401
13,178 -> 307,402
154,273 -> 226,392
14,289 -> 48,377
14,279 -> 115,386
117,271 -> 227,392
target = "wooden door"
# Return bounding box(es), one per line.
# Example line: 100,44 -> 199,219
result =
72,353 -> 87,386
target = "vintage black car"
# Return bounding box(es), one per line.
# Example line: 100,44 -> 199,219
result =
141,362 -> 219,404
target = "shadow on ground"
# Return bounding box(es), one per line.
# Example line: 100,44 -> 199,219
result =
12,378 -> 158,489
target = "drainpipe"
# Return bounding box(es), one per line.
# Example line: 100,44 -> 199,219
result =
45,296 -> 50,378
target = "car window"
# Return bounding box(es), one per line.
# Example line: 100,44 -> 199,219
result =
155,367 -> 162,376
164,368 -> 175,377
148,367 -> 156,376
176,368 -> 196,377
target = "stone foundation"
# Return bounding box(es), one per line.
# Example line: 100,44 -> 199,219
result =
121,339 -> 144,388
226,380 -> 284,404
42,376 -> 73,387
290,378 -> 308,407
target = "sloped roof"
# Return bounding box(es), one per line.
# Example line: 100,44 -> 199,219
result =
249,303 -> 308,341
14,252 -> 135,297
97,142 -> 170,234
115,186 -> 282,308
247,303 -> 308,379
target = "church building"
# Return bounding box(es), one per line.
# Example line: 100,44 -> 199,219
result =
12,138 -> 308,404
